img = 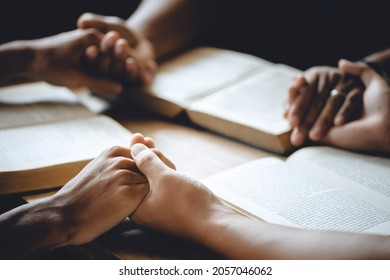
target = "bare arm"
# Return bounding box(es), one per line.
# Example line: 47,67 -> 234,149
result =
193,204 -> 390,259
0,198 -> 68,259
363,48 -> 390,68
0,41 -> 38,86
130,141 -> 390,259
126,0 -> 215,60
0,146 -> 149,259
0,29 -> 123,94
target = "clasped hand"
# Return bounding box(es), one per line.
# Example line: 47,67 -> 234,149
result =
285,60 -> 390,154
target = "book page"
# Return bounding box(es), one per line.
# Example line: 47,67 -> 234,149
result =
0,82 -> 94,129
286,147 -> 390,210
204,158 -> 390,235
0,82 -> 81,104
0,103 -> 93,129
147,47 -> 273,107
188,65 -> 299,135
0,115 -> 132,172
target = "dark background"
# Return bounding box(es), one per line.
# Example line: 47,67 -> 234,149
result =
1,0 -> 389,70
0,0 -> 141,43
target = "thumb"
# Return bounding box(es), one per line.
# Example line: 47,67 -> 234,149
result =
338,59 -> 367,76
78,13 -> 111,33
131,144 -> 169,180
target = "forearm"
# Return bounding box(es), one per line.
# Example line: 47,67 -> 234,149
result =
126,0 -> 215,60
0,41 -> 39,86
0,198 -> 69,259
193,203 -> 390,259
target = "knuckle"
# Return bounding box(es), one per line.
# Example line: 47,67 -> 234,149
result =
113,169 -> 130,179
84,29 -> 100,42
137,151 -> 156,169
106,146 -> 126,156
107,16 -> 124,26
114,157 -> 132,168
113,169 -> 134,185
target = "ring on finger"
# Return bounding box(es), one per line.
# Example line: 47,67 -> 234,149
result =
330,89 -> 347,98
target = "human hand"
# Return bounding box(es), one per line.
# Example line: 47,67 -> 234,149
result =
323,60 -> 390,154
285,66 -> 364,146
48,145 -> 149,246
129,142 -> 222,238
78,13 -> 157,87
129,132 -> 176,171
31,29 -> 124,95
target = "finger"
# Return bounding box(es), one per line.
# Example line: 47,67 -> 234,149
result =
288,75 -> 306,104
150,148 -> 176,170
296,72 -> 331,136
334,87 -> 363,126
323,118 -> 378,151
123,170 -> 149,184
98,31 -> 120,74
125,57 -> 139,82
78,13 -> 112,33
338,59 -> 367,76
112,38 -> 129,77
287,81 -> 315,127
287,85 -> 299,105
290,126 -> 307,147
333,77 -> 356,94
139,63 -> 153,86
285,78 -> 306,119
120,172 -> 150,212
131,144 -> 170,181
144,137 -> 155,149
308,89 -> 346,141
83,45 -> 99,72
130,133 -> 146,147
85,45 -> 99,61
112,157 -> 138,172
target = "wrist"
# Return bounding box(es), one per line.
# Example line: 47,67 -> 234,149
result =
0,197 -> 71,258
0,41 -> 37,84
187,196 -> 237,243
28,197 -> 72,250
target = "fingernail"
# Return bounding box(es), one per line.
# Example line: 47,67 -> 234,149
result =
309,126 -> 322,140
291,129 -> 302,146
131,143 -> 147,156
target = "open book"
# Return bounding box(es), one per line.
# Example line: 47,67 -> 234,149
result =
127,47 -> 300,153
0,82 -> 132,195
203,146 -> 390,235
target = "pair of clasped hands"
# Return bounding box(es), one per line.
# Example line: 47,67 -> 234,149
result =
32,13 -> 156,95
285,60 -> 390,153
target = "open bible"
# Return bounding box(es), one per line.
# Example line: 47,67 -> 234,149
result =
203,146 -> 390,235
126,47 -> 300,153
0,82 -> 132,195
